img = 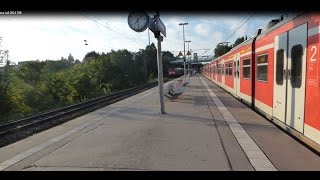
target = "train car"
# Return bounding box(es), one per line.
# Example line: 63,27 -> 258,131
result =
201,12 -> 320,151
169,67 -> 184,78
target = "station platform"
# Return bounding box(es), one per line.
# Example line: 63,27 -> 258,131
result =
0,75 -> 319,171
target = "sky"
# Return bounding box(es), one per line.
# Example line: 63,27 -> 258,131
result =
0,12 -> 285,64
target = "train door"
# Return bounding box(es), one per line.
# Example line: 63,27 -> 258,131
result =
236,53 -> 241,96
213,65 -> 216,81
215,62 -> 217,81
212,64 -> 215,81
273,32 -> 287,123
233,55 -> 237,95
209,64 -> 211,80
211,64 -> 213,80
212,64 -> 214,81
222,60 -> 225,86
273,23 -> 307,133
233,53 -> 241,96
287,23 -> 307,132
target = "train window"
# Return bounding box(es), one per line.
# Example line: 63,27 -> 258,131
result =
222,64 -> 224,74
243,59 -> 250,79
276,49 -> 284,85
226,64 -> 228,75
291,45 -> 303,88
234,62 -> 237,77
229,63 -> 233,76
257,54 -> 268,82
217,64 -> 219,74
225,63 -> 228,75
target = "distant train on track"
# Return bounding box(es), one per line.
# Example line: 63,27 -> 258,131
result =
201,12 -> 320,150
169,67 -> 184,77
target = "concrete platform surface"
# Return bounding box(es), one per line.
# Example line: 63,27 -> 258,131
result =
0,75 -> 319,171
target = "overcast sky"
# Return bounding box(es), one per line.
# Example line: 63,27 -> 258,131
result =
0,12 -> 284,64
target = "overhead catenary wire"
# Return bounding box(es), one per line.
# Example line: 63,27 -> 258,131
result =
82,14 -> 147,48
206,13 -> 254,58
224,15 -> 253,42
170,48 -> 209,52
89,16 -> 210,55
77,17 -> 130,52
94,16 -> 161,50
199,49 -> 211,56
96,17 -> 147,43
96,17 -> 158,48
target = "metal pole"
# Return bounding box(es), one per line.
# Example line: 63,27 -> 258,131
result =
187,42 -> 189,52
187,41 -> 190,75
0,37 -> 2,65
179,23 -> 188,77
157,35 -> 165,114
148,29 -> 151,46
183,26 -> 186,78
145,29 -> 150,81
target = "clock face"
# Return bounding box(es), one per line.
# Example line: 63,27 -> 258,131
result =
128,11 -> 149,32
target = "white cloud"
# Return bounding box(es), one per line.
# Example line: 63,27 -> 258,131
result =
0,15 -> 152,63
212,31 -> 224,44
0,13 -> 280,63
194,23 -> 210,37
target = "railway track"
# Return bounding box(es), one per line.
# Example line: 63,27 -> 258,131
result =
0,81 -> 159,148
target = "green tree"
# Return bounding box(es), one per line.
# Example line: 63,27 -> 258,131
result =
134,49 -> 147,81
83,51 -> 100,63
233,36 -> 245,47
1,46 -> 162,123
67,53 -> 75,64
0,63 -> 12,121
214,44 -> 232,57
145,43 -> 157,80
74,59 -> 81,64
162,51 -> 174,78
16,61 -> 45,85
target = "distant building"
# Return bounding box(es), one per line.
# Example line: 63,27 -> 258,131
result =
193,53 -> 198,61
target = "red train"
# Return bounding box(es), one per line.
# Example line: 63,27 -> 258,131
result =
169,67 -> 184,77
201,12 -> 320,151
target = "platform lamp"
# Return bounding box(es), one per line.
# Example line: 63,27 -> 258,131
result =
179,22 -> 188,78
